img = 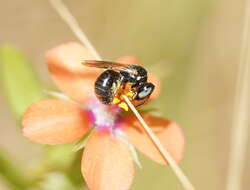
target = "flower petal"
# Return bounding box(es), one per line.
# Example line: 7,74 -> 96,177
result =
22,99 -> 91,145
45,42 -> 100,103
116,56 -> 160,100
82,131 -> 134,190
122,114 -> 185,165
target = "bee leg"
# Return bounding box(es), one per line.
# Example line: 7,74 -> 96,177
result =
134,97 -> 149,107
134,101 -> 146,107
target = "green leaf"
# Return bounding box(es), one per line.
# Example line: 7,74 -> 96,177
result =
0,45 -> 45,119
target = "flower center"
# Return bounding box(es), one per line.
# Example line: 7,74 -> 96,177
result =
86,99 -> 121,131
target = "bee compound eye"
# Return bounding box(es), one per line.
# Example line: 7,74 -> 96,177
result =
137,83 -> 155,99
138,87 -> 152,98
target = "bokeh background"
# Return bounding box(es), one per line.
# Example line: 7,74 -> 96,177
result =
0,0 -> 249,190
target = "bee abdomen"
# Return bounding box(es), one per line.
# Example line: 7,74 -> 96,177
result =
94,70 -> 120,104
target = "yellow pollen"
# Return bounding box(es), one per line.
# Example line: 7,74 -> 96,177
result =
126,91 -> 134,98
118,102 -> 129,111
112,83 -> 134,111
112,97 -> 120,104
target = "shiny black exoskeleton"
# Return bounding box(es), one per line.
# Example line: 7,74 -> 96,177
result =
94,70 -> 120,104
83,60 -> 155,106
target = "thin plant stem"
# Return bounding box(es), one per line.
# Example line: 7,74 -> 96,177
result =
49,0 -> 101,60
48,1 -> 196,190
123,95 -> 195,190
225,0 -> 250,189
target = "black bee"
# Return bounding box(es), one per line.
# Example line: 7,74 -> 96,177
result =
82,60 -> 155,110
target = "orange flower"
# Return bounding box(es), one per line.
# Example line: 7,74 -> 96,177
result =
22,42 -> 185,190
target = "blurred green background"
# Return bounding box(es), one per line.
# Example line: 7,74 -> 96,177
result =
0,0 -> 249,189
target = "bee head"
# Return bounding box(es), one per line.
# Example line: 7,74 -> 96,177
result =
120,65 -> 148,84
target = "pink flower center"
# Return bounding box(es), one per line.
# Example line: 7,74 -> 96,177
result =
86,99 -> 122,131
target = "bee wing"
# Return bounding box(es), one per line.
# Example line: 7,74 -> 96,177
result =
82,60 -> 131,72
